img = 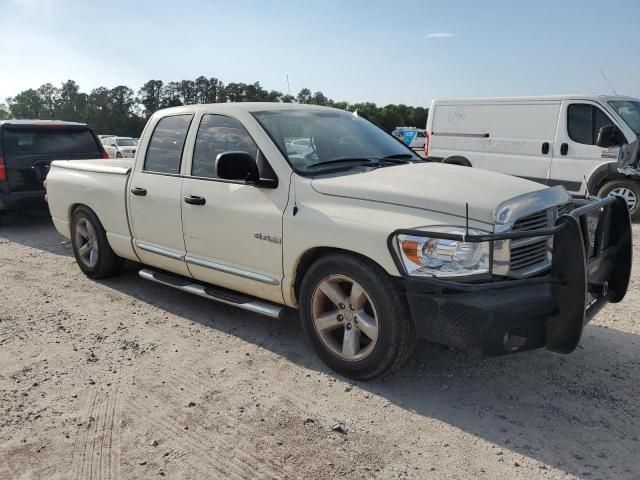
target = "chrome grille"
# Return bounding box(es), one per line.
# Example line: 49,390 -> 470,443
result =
512,210 -> 548,231
509,209 -> 551,275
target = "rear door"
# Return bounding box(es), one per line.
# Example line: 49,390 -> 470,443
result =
550,100 -> 623,194
128,113 -> 193,277
1,125 -> 103,192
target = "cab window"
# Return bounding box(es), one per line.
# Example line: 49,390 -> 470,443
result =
567,104 -> 614,145
144,114 -> 193,174
192,114 -> 258,179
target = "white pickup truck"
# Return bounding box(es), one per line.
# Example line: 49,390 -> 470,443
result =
46,103 -> 633,379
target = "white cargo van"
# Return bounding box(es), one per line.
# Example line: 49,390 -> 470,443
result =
426,95 -> 640,219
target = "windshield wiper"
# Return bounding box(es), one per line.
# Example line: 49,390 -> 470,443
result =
305,155 -> 414,171
305,157 -> 376,169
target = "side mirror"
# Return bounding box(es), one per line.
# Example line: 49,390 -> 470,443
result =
216,151 -> 259,184
596,125 -> 624,148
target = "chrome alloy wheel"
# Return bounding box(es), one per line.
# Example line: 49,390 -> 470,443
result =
75,218 -> 99,268
311,274 -> 379,362
610,187 -> 638,211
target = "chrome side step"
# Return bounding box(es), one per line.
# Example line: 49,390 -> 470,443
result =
138,269 -> 283,319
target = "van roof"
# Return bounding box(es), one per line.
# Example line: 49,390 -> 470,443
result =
432,94 -> 639,104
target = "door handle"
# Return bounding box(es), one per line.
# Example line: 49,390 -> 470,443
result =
542,142 -> 550,155
184,195 -> 206,206
131,187 -> 147,196
560,143 -> 568,156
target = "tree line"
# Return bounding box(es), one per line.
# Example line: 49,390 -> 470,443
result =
0,76 -> 428,137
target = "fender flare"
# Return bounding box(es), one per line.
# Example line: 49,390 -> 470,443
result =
442,155 -> 472,167
586,161 -> 630,195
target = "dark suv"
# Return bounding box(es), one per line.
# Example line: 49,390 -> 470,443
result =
0,120 -> 107,214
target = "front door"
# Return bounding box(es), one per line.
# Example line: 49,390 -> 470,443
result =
550,101 -> 622,195
181,114 -> 288,304
128,113 -> 193,277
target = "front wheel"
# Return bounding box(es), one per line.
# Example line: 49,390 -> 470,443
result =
299,253 -> 416,379
71,206 -> 123,278
598,179 -> 640,221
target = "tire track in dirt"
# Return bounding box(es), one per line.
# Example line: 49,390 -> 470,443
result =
127,396 -> 284,480
68,340 -> 123,480
145,369 -> 296,479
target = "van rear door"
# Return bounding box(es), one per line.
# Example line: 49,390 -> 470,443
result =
1,124 -> 104,192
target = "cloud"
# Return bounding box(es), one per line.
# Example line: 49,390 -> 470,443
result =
426,32 -> 455,39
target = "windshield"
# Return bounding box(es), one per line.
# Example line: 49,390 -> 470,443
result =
253,109 -> 421,173
116,138 -> 137,146
609,101 -> 640,135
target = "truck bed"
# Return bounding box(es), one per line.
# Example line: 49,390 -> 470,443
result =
47,158 -> 137,262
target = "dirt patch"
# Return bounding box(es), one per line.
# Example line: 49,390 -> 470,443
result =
1,211 -> 639,479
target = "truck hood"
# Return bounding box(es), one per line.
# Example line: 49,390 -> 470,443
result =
310,162 -> 548,224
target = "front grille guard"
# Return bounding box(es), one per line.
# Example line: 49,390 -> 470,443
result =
388,195 -> 632,354
387,195 -> 632,296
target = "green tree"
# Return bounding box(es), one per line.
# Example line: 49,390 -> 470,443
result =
297,88 -> 312,104
0,103 -> 10,120
7,89 -> 45,118
138,80 -> 164,117
37,83 -> 60,119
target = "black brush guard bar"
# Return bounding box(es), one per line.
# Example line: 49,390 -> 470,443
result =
388,195 -> 633,354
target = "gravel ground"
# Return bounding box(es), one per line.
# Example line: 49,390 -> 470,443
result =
0,210 -> 639,480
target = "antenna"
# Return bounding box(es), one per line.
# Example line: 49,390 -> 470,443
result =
286,74 -> 291,97
465,203 -> 469,238
599,69 -> 618,95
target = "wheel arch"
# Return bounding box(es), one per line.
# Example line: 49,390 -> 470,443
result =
443,155 -> 471,167
291,246 -> 396,306
586,162 -> 632,195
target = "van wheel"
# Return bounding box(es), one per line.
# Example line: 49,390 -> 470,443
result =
71,206 -> 123,278
299,253 -> 416,379
598,180 -> 640,221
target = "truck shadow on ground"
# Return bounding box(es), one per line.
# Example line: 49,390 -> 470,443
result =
0,210 -> 71,257
101,266 -> 640,479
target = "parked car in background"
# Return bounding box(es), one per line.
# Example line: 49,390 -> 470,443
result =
102,136 -> 138,158
285,137 -> 314,156
426,95 -> 640,219
45,103 -> 632,379
392,127 -> 426,157
0,120 -> 106,217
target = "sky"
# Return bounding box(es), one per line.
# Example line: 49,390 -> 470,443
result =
1,0 -> 639,107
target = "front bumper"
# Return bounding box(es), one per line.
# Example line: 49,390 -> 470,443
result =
391,196 -> 633,356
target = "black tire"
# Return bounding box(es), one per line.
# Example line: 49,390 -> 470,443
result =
597,179 -> 640,221
70,206 -> 123,278
116,152 -> 122,158
299,253 -> 416,380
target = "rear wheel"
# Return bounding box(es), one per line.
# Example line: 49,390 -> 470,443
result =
116,152 -> 122,158
299,253 -> 416,379
71,206 -> 123,278
598,179 -> 640,221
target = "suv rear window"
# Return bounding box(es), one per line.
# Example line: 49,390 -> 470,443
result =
2,128 -> 102,158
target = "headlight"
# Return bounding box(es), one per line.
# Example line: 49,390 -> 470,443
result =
395,227 -> 491,277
